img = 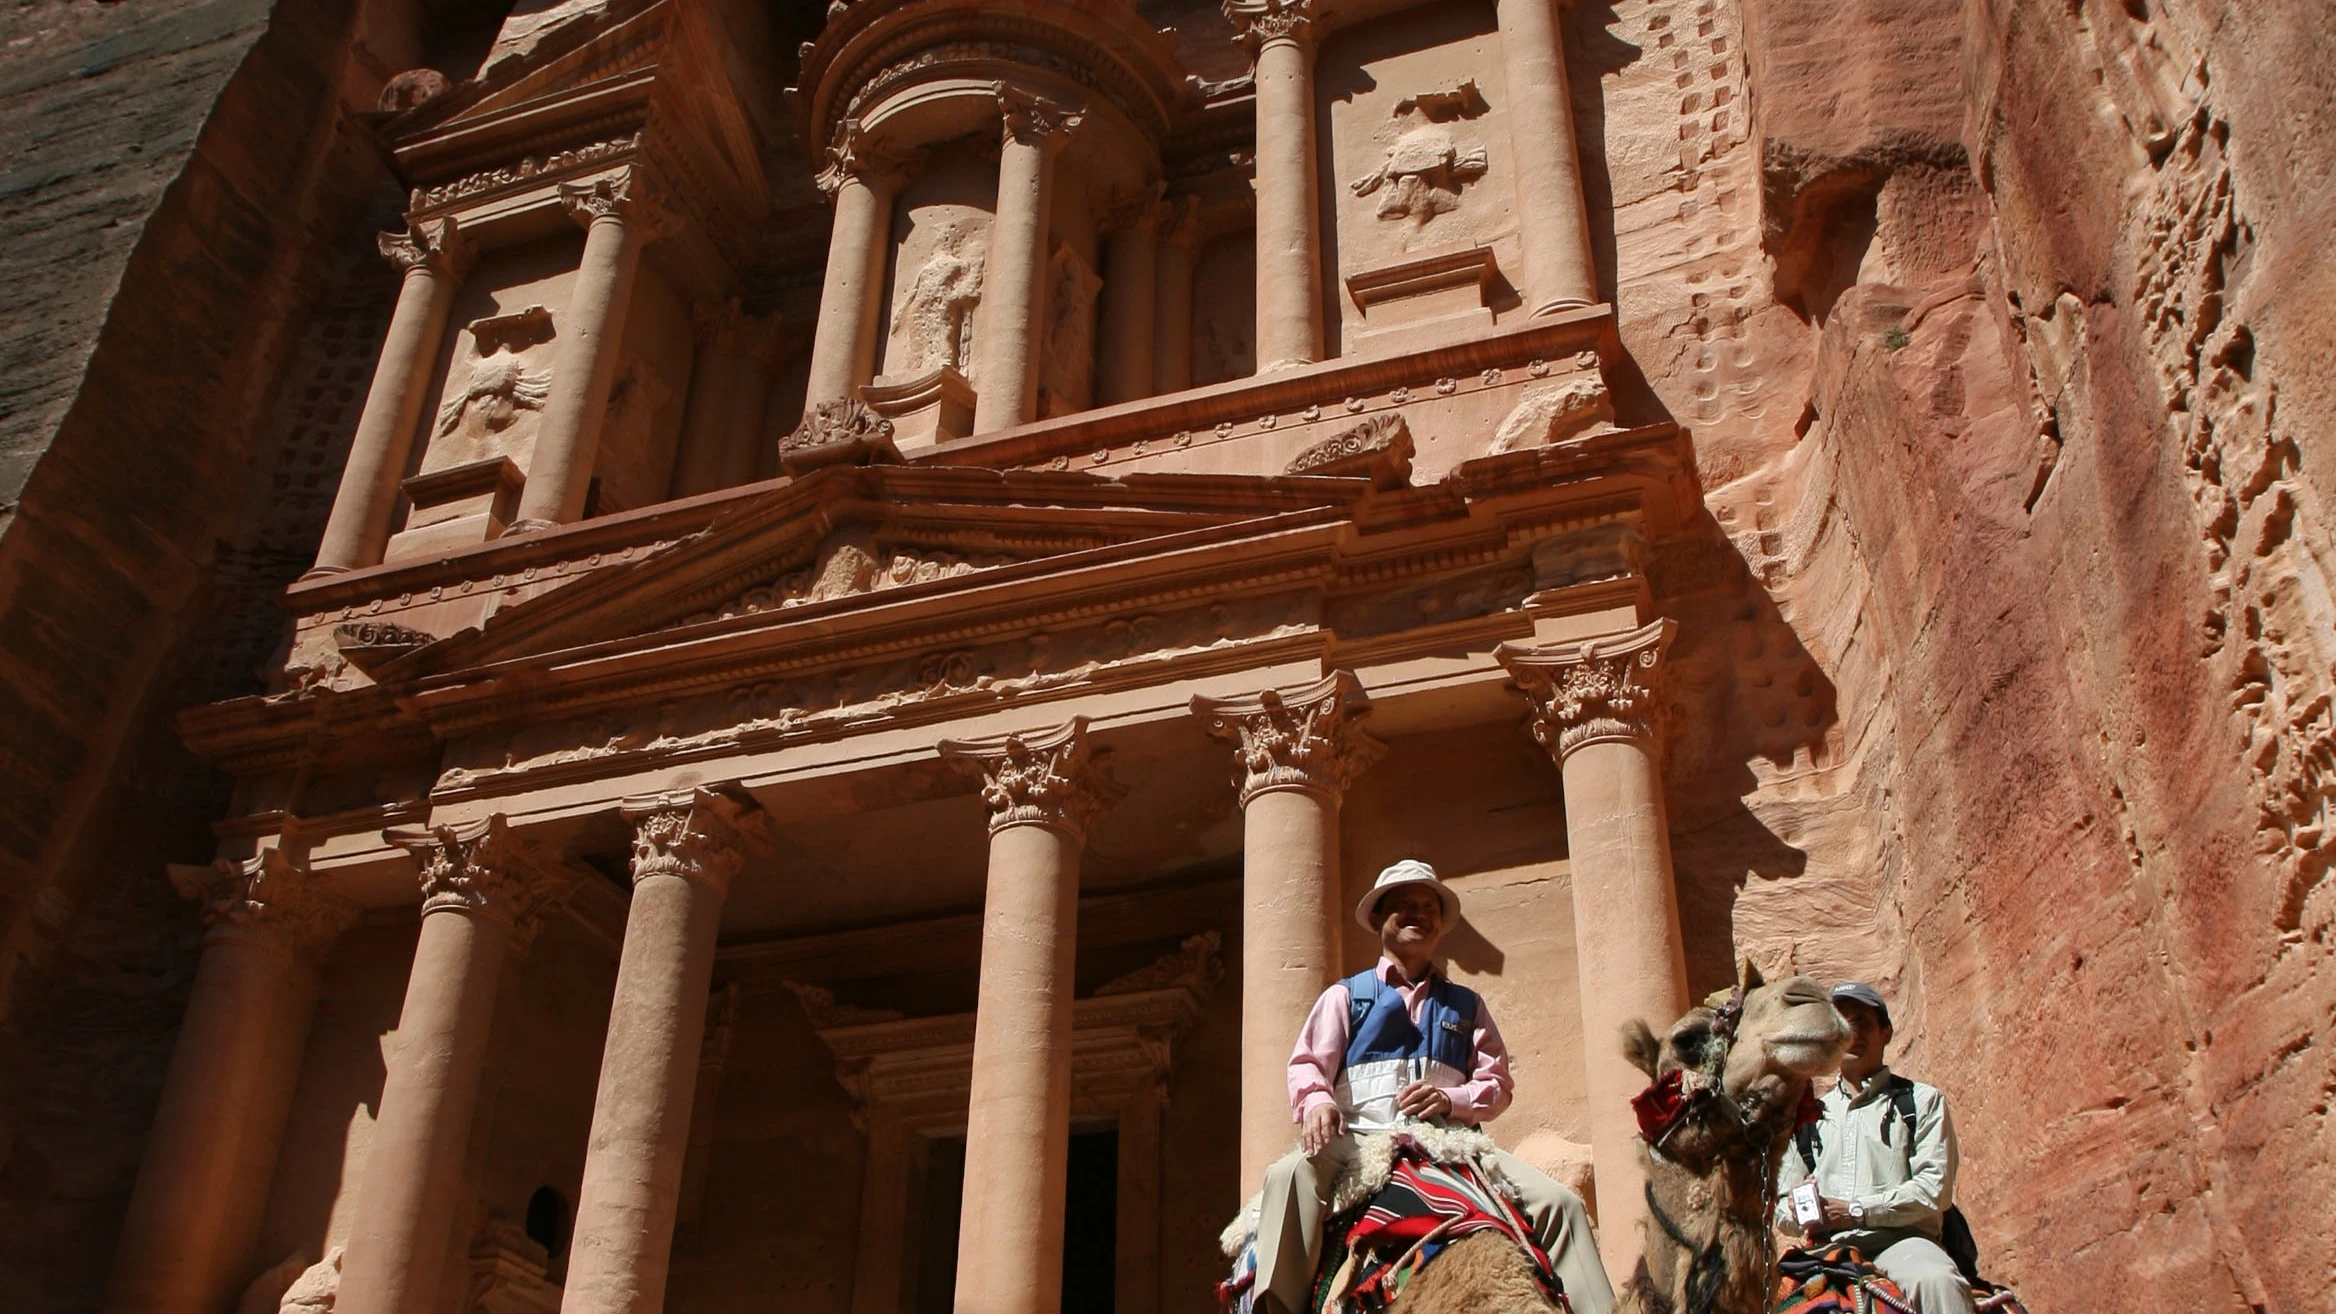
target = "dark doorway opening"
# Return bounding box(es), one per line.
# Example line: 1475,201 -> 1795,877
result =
908,1127 -> 1119,1314
1062,1128 -> 1118,1314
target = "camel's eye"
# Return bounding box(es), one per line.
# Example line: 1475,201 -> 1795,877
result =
1670,1022 -> 1711,1060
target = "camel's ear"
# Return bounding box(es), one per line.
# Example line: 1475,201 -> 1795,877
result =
1739,957 -> 1766,990
1621,1019 -> 1662,1078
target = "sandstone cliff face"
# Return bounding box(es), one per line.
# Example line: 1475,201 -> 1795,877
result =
1641,0 -> 2334,1307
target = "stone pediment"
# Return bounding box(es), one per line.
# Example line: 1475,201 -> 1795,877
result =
381,465 -> 1369,680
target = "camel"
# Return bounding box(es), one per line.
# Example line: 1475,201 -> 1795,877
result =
1609,964 -> 1850,1314
1376,965 -> 1847,1314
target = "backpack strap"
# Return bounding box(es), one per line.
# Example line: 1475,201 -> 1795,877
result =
1883,1075 -> 1919,1147
1794,1122 -> 1821,1172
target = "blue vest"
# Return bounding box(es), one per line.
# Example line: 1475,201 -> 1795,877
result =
1340,967 -> 1480,1078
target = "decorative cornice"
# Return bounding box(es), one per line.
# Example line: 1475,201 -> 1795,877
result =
1284,413 -> 1414,488
939,717 -> 1123,838
377,216 -> 474,279
407,132 -> 643,215
618,786 -> 772,896
813,117 -> 923,199
993,82 -> 1084,151
1224,0 -> 1315,51
781,397 -> 901,473
1494,619 -> 1676,761
1191,670 -> 1383,803
383,814 -> 571,942
167,848 -> 358,963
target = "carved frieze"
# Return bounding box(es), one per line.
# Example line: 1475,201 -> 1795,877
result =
166,847 -> 358,961
384,814 -> 572,942
1494,619 -> 1676,761
678,534 -> 1013,627
619,786 -> 772,895
1192,671 -> 1384,803
407,132 -> 642,213
939,717 -> 1125,838
1351,82 -> 1490,226
1284,413 -> 1414,487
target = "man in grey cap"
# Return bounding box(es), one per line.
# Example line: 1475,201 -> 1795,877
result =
1246,859 -> 1614,1314
1775,983 -> 1976,1313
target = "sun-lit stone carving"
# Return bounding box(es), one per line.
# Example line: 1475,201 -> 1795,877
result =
1495,620 -> 1675,760
1350,83 -> 1491,226
939,717 -> 1125,838
1192,671 -> 1384,802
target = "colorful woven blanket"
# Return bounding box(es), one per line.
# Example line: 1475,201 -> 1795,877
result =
1771,1247 -> 1914,1314
1316,1143 -> 1564,1314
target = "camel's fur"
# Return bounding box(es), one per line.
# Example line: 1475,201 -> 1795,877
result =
1612,963 -> 1851,1314
1389,1231 -> 1564,1314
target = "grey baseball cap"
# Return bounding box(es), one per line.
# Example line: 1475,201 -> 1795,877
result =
1831,982 -> 1892,1029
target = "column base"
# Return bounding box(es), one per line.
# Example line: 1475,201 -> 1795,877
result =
502,517 -> 559,536
1529,297 -> 1601,317
296,564 -> 353,582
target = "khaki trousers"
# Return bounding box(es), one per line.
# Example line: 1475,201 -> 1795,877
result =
1835,1228 -> 1977,1314
1252,1134 -> 1615,1314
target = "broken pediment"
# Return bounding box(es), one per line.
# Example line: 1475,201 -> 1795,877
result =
379,465 -> 1369,679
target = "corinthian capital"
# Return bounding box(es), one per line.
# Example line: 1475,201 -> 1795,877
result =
1494,619 -> 1676,761
1191,671 -> 1384,804
618,786 -> 773,896
814,118 -> 924,199
992,82 -> 1085,151
939,717 -> 1125,838
167,848 -> 359,963
1224,0 -> 1315,51
377,215 -> 474,278
558,168 -> 678,237
385,814 -> 572,944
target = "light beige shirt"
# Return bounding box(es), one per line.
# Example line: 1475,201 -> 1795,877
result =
1774,1065 -> 1959,1238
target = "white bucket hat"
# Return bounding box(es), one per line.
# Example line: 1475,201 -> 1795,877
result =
1355,858 -> 1462,931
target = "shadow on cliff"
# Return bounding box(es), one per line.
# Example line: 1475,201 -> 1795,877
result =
1652,506 -> 1837,995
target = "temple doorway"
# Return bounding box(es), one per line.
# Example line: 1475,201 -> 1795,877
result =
910,1128 -> 1120,1314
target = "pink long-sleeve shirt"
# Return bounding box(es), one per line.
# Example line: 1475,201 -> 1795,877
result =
1287,957 -> 1515,1125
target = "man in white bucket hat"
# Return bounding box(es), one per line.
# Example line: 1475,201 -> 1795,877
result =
1243,859 -> 1615,1314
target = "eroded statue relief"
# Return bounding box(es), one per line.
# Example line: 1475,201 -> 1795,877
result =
1351,80 -> 1491,225
888,220 -> 984,376
436,306 -> 555,444
1038,240 -> 1103,417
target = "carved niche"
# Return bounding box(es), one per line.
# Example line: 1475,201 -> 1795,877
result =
1038,240 -> 1104,418
887,219 -> 985,377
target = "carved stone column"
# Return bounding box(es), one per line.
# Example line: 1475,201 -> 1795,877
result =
561,788 -> 770,1314
938,719 -> 1121,1314
1495,620 -> 1688,1274
1097,191 -> 1161,405
513,170 -> 667,530
972,84 -> 1084,434
721,315 -> 781,488
1495,0 -> 1599,312
341,818 -> 569,1314
309,218 -> 474,575
1191,672 -> 1383,1187
105,852 -> 355,1314
668,300 -> 748,499
1151,198 -> 1199,394
847,1114 -> 915,1314
806,121 -> 917,412
1228,0 -> 1324,372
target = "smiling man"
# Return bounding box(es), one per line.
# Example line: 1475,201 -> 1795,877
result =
1775,983 -> 1977,1314
1246,859 -> 1616,1314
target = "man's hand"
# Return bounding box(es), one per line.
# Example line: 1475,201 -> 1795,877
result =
1395,1081 -> 1453,1120
1812,1196 -> 1859,1236
1300,1103 -> 1344,1156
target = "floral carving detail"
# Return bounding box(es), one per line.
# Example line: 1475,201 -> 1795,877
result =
557,169 -> 675,237
167,848 -> 356,957
1495,620 -> 1676,760
1224,0 -> 1314,48
815,118 -> 922,198
1284,413 -> 1414,488
940,717 -> 1124,837
1192,671 -> 1384,802
377,216 -> 473,277
993,82 -> 1085,148
384,814 -> 569,940
1095,930 -> 1225,997
620,787 -> 771,894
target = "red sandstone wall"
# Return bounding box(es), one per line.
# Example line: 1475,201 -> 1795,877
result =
1676,0 -> 2336,1307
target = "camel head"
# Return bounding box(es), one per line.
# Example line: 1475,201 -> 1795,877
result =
1620,962 -> 1849,1167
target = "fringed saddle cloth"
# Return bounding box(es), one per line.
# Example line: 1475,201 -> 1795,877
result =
1217,1128 -> 1565,1314
1771,1246 -> 2030,1314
